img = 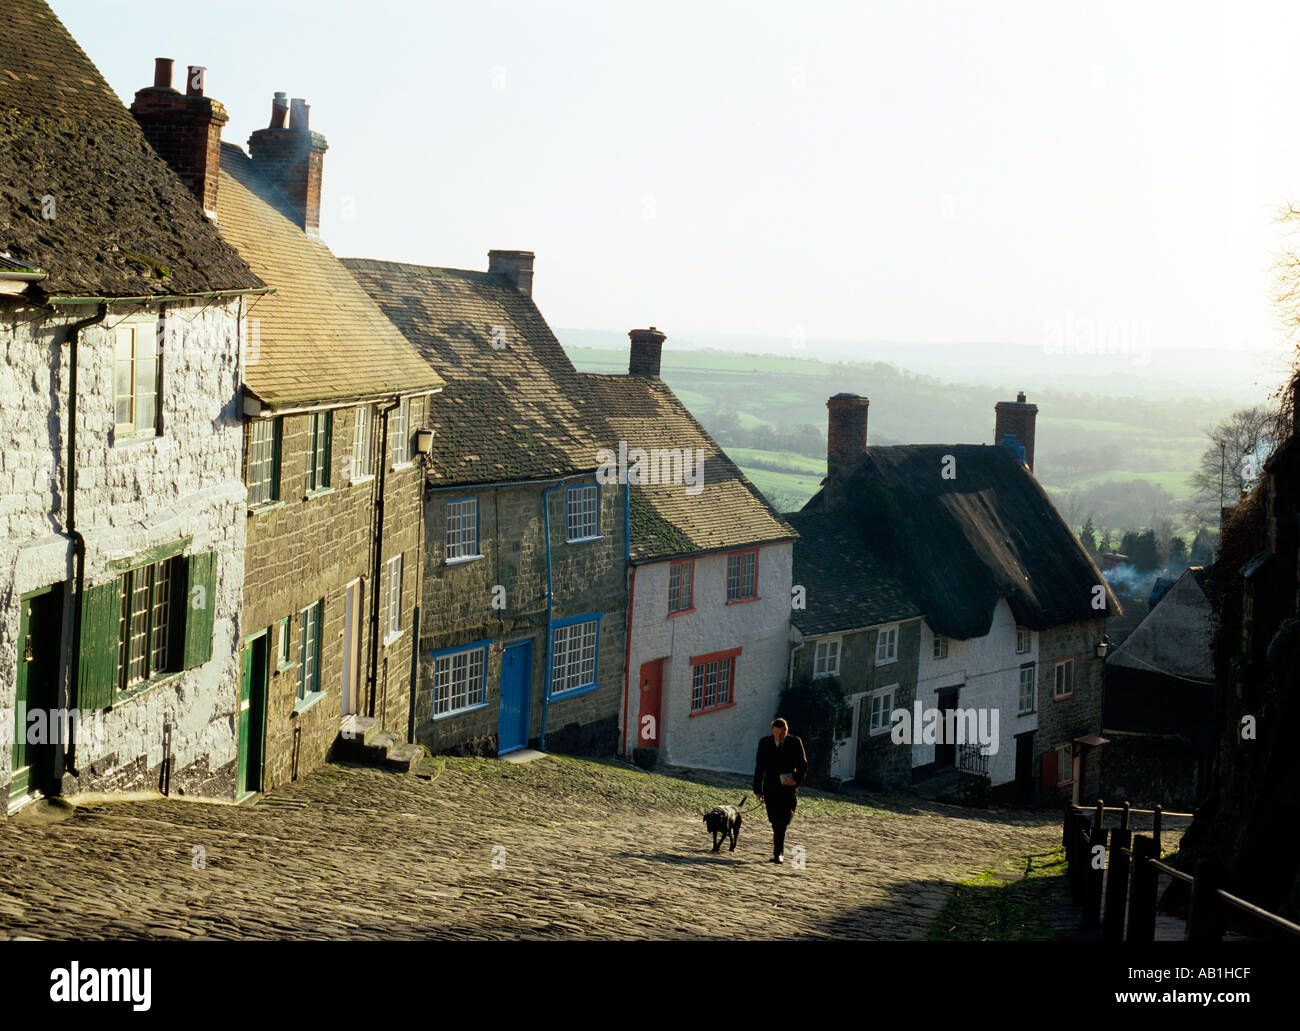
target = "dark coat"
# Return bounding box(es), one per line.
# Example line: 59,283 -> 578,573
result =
753,734 -> 808,823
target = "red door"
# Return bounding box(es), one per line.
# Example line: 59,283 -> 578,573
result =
638,659 -> 663,749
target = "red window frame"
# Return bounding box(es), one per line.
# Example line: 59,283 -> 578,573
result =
725,547 -> 759,603
689,647 -> 741,714
668,558 -> 695,615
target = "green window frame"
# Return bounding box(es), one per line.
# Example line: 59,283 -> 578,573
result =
297,600 -> 323,700
308,411 -> 332,492
247,417 -> 281,505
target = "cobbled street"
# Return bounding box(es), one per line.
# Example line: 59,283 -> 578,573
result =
0,755 -> 1070,940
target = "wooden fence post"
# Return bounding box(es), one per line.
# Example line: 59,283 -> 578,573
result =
1103,827 -> 1131,941
1069,814 -> 1090,904
1153,805 -> 1163,856
1083,826 -> 1107,930
1121,801 -> 1130,831
1094,799 -> 1105,831
1127,834 -> 1157,942
1186,860 -> 1228,942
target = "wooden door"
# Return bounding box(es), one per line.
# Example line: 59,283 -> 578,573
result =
637,659 -> 664,750
1015,730 -> 1035,804
935,688 -> 959,768
238,631 -> 268,798
10,586 -> 63,804
497,640 -> 532,754
341,579 -> 362,717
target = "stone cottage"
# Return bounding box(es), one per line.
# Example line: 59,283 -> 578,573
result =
130,66 -> 446,794
793,392 -> 1120,803
345,255 -> 627,758
583,328 -> 797,774
1,0 -> 268,812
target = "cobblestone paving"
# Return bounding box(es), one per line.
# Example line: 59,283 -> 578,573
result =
0,756 -> 1068,940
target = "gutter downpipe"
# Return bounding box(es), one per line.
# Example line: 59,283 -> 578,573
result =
367,397 -> 400,722
620,480 -> 633,756
64,303 -> 109,776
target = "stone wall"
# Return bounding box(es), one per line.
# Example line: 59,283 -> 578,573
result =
1035,617 -> 1107,803
243,395 -> 426,791
418,478 -> 626,757
1,299 -> 247,811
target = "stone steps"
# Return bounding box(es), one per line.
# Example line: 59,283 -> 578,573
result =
333,718 -> 428,775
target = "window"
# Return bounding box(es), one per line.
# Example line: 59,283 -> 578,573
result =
875,625 -> 898,665
690,650 -> 739,713
1018,662 -> 1036,714
115,557 -> 178,690
433,643 -> 487,717
247,418 -> 280,505
384,553 -> 403,640
391,397 -> 411,465
1053,657 -> 1075,699
445,498 -> 479,560
813,637 -> 841,678
566,484 -> 599,541
113,322 -> 160,435
277,616 -> 292,669
307,411 -> 331,491
933,634 -> 948,660
297,600 -> 323,700
551,616 -> 599,695
352,405 -> 373,480
869,686 -> 896,734
668,559 -> 694,614
1016,626 -> 1032,654
1056,743 -> 1074,786
726,549 -> 758,601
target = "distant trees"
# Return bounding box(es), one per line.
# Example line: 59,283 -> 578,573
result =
1187,406 -> 1278,528
1080,516 -> 1098,555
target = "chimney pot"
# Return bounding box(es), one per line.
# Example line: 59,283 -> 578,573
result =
270,92 -> 288,128
186,66 -> 205,97
153,57 -> 174,90
826,393 -> 869,481
994,391 -> 1039,473
488,250 -> 535,297
628,327 -> 667,377
289,98 -> 309,130
131,62 -> 227,216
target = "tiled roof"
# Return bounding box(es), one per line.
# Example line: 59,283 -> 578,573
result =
216,146 -> 443,406
0,0 -> 262,299
583,374 -> 796,562
785,509 -> 922,635
343,258 -> 609,484
802,443 -> 1121,639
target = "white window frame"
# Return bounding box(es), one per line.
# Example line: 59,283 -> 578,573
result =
1054,657 -> 1075,699
384,553 -> 403,643
432,644 -> 488,717
113,320 -> 162,437
868,685 -> 897,735
1015,626 -> 1032,654
391,397 -> 411,467
445,497 -> 480,561
566,484 -> 600,542
551,617 -> 599,695
875,624 -> 899,665
352,404 -> 373,481
247,417 -> 279,506
1056,743 -> 1074,786
813,637 -> 841,678
1018,662 -> 1036,714
933,633 -> 948,660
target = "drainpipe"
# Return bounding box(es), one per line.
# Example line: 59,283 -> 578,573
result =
64,303 -> 108,776
367,396 -> 400,722
621,564 -> 637,757
538,482 -> 561,751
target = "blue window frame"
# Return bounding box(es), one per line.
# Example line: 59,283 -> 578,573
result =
565,483 -> 599,542
549,612 -> 601,697
430,638 -> 491,718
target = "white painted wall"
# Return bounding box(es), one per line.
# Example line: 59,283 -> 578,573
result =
623,541 -> 793,774
913,599 -> 1038,786
0,299 -> 246,808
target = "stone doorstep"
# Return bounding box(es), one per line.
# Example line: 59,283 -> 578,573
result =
339,714 -> 385,747
384,743 -> 423,772
501,748 -> 548,765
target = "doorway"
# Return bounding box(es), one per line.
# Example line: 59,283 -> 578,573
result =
341,578 -> 363,718
238,630 -> 269,799
831,692 -> 867,782
498,640 -> 533,755
637,658 -> 664,751
10,585 -> 64,805
935,687 -> 959,768
1015,730 -> 1035,804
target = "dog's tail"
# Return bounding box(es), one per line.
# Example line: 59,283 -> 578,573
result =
738,795 -> 748,809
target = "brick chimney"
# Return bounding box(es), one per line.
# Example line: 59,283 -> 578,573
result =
248,95 -> 329,239
488,250 -> 535,296
628,327 -> 667,377
130,58 -> 227,220
826,393 -> 869,481
994,390 -> 1038,472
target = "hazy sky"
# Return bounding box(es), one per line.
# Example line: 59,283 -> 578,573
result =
56,0 -> 1300,366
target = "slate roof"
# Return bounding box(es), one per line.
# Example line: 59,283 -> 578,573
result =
0,0 -> 262,299
1107,566 -> 1212,682
343,258 -> 609,484
583,374 -> 796,562
802,443 -> 1120,639
216,146 -> 443,407
785,509 -> 921,636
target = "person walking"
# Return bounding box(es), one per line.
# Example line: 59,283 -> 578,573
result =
752,717 -> 808,864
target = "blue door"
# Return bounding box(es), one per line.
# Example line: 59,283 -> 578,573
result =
498,641 -> 532,755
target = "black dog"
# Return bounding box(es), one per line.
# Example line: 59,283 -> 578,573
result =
703,796 -> 747,852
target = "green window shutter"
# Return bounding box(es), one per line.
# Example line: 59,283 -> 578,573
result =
77,578 -> 122,710
182,552 -> 218,669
